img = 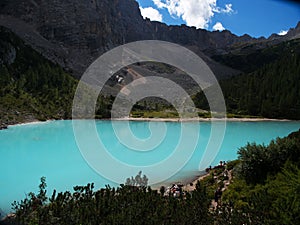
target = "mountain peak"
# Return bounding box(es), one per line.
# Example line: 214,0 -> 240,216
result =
285,21 -> 300,40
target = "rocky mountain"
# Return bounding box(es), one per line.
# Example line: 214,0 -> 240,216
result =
0,0 -> 299,108
1,0 -> 298,80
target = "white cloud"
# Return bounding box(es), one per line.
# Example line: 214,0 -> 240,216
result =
212,4 -> 233,14
139,7 -> 163,22
278,30 -> 288,36
213,22 -> 225,31
151,0 -> 234,29
222,4 -> 233,13
153,0 -> 167,9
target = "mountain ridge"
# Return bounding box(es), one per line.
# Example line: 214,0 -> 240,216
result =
0,0 -> 298,78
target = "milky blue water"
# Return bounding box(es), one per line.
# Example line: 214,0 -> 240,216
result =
1,120 -> 300,215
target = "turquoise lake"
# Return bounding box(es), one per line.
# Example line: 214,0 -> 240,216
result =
1,120 -> 300,215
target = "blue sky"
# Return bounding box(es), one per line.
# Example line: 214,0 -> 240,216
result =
136,0 -> 300,38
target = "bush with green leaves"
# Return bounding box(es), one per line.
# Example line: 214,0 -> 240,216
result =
237,129 -> 300,184
12,172 -> 212,225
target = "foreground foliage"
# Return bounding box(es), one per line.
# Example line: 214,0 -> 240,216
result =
218,129 -> 300,224
12,176 -> 211,225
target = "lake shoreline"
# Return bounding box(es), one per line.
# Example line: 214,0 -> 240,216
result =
2,117 -> 293,130
4,117 -> 294,191
111,117 -> 292,122
0,119 -> 50,130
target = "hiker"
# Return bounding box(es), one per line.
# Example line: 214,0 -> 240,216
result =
214,187 -> 222,204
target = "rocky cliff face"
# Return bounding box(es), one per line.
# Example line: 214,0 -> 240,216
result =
0,0 -> 298,78
0,0 -> 130,75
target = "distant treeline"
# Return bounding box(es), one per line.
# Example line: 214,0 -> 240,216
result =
0,26 -> 114,124
194,39 -> 300,119
0,26 -> 77,122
